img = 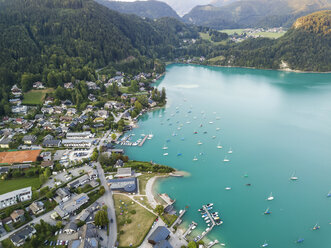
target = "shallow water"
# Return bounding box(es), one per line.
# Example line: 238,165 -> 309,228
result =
122,64 -> 331,247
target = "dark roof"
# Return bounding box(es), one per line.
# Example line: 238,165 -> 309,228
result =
42,139 -> 61,147
148,226 -> 170,243
155,240 -> 173,248
10,225 -> 35,244
107,177 -> 137,193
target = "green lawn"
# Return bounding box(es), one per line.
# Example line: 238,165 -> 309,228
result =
114,194 -> 156,247
199,32 -> 228,45
220,29 -> 286,39
0,177 -> 41,194
22,88 -> 54,105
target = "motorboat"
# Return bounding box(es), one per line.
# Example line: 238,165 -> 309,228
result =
267,192 -> 274,201
223,157 -> 230,162
193,156 -> 198,161
163,153 -> 168,156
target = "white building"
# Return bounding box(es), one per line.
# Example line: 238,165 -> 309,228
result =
0,187 -> 32,209
62,139 -> 93,148
66,131 -> 93,140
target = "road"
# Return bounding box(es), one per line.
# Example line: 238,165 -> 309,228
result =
95,129 -> 117,247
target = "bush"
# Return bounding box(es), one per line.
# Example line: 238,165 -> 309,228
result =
126,219 -> 132,224
119,230 -> 124,235
130,210 -> 136,214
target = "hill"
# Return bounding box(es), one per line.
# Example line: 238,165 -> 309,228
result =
95,0 -> 180,20
0,0 -> 198,115
204,11 -> 331,71
183,0 -> 331,29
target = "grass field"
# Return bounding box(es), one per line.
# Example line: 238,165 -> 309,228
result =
114,194 -> 156,247
137,173 -> 157,195
0,177 -> 41,194
22,88 -> 54,105
199,32 -> 228,45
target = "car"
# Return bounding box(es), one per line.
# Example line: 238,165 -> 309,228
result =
110,219 -> 113,223
99,237 -> 103,241
55,231 -> 58,235
65,240 -> 69,245
49,241 -> 53,246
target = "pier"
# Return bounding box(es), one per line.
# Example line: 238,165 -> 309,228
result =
183,221 -> 197,239
170,209 -> 186,230
139,135 -> 148,147
207,240 -> 220,248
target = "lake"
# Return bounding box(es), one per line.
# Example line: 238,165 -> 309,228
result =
122,64 -> 331,247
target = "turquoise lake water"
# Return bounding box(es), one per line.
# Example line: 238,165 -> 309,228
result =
121,64 -> 331,247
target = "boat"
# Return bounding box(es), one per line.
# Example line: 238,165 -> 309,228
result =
206,220 -> 211,223
206,203 -> 213,207
212,136 -> 216,139
223,157 -> 230,162
202,214 -> 208,218
225,187 -> 231,190
228,147 -> 233,154
162,145 -> 168,150
216,127 -> 220,131
177,153 -> 182,156
290,172 -> 298,181
209,121 -> 213,124
163,153 -> 168,156
313,224 -> 320,230
296,239 -> 304,243
217,142 -> 223,149
261,241 -> 269,247
147,133 -> 153,139
216,117 -> 221,120
193,156 -> 198,161
192,226 -> 196,230
207,207 -> 213,210
194,131 -> 198,134
198,208 -> 204,212
212,212 -> 218,215
267,192 -> 274,201
264,208 -> 271,215
198,141 -> 203,145
203,131 -> 207,134
327,191 -> 331,197
204,217 -> 209,220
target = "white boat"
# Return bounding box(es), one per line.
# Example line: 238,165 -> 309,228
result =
186,121 -> 191,124
225,187 -> 231,190
204,217 -> 209,220
290,172 -> 298,180
228,147 -> 233,154
223,157 -> 230,162
198,141 -> 203,145
163,153 -> 168,156
209,121 -> 213,124
267,192 -> 274,201
261,241 -> 269,247
216,127 -> 220,131
212,136 -> 216,139
193,156 -> 198,161
162,145 -> 168,150
217,142 -> 222,149
206,220 -> 211,223
216,117 -> 221,120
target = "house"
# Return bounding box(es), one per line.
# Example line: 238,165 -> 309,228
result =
0,187 -> 32,209
86,81 -> 99,90
0,137 -> 11,148
40,151 -> 52,161
10,209 -> 25,223
11,105 -> 28,115
10,225 -> 36,247
41,160 -> 54,169
22,135 -> 36,145
66,131 -> 93,139
115,167 -> 133,178
62,139 -> 92,148
88,94 -> 97,102
67,108 -> 77,116
11,85 -> 22,97
95,110 -> 108,119
43,134 -> 54,141
130,97 -> 137,104
34,114 -> 44,121
54,193 -> 89,219
107,177 -> 137,193
64,82 -> 74,89
64,221 -> 78,234
29,201 -> 45,215
69,223 -> 98,248
148,99 -> 157,107
114,159 -> 124,168
44,97 -> 54,105
9,99 -> 22,105
2,216 -> 13,225
56,188 -> 71,203
87,169 -> 98,180
42,139 -> 61,148
32,81 -> 45,89
148,226 -> 171,245
68,175 -> 90,189
121,93 -> 128,100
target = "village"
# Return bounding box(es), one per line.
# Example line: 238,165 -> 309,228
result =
0,70 -> 214,248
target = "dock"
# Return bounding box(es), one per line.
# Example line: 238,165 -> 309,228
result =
207,240 -> 219,248
139,135 -> 148,147
183,221 -> 197,239
170,209 -> 186,229
195,204 -> 222,242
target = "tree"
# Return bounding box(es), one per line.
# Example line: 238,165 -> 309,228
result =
188,241 -> 197,248
111,133 -> 117,140
56,221 -> 62,229
154,205 -> 164,215
44,168 -> 51,178
99,186 -> 105,196
95,210 -> 109,227
39,174 -> 47,185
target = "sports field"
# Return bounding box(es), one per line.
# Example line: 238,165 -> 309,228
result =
0,150 -> 41,164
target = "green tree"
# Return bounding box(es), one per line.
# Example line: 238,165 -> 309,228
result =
154,205 -> 164,215
95,210 -> 109,227
188,241 -> 197,248
111,133 -> 117,140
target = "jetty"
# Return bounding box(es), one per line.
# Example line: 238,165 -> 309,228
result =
195,204 -> 222,242
207,240 -> 219,248
139,135 -> 148,146
183,221 -> 197,239
170,209 -> 186,229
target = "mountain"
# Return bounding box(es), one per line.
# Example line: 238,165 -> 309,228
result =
205,10 -> 331,71
159,0 -> 212,16
94,0 -> 180,19
183,0 -> 331,29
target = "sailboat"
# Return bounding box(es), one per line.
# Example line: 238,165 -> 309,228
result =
290,172 -> 298,181
264,208 -> 271,215
228,147 -> 233,154
163,153 -> 168,156
312,224 -> 320,230
261,241 -> 269,247
193,156 -> 198,161
217,142 -> 223,149
216,127 -> 220,131
197,141 -> 203,145
327,191 -> 331,197
223,156 -> 230,162
162,145 -> 168,150
267,192 -> 274,201
296,238 -> 304,243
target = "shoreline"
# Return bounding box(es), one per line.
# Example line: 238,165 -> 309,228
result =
167,62 -> 331,74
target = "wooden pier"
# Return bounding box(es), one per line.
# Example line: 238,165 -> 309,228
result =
139,135 -> 148,147
195,205 -> 216,242
170,209 -> 186,229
